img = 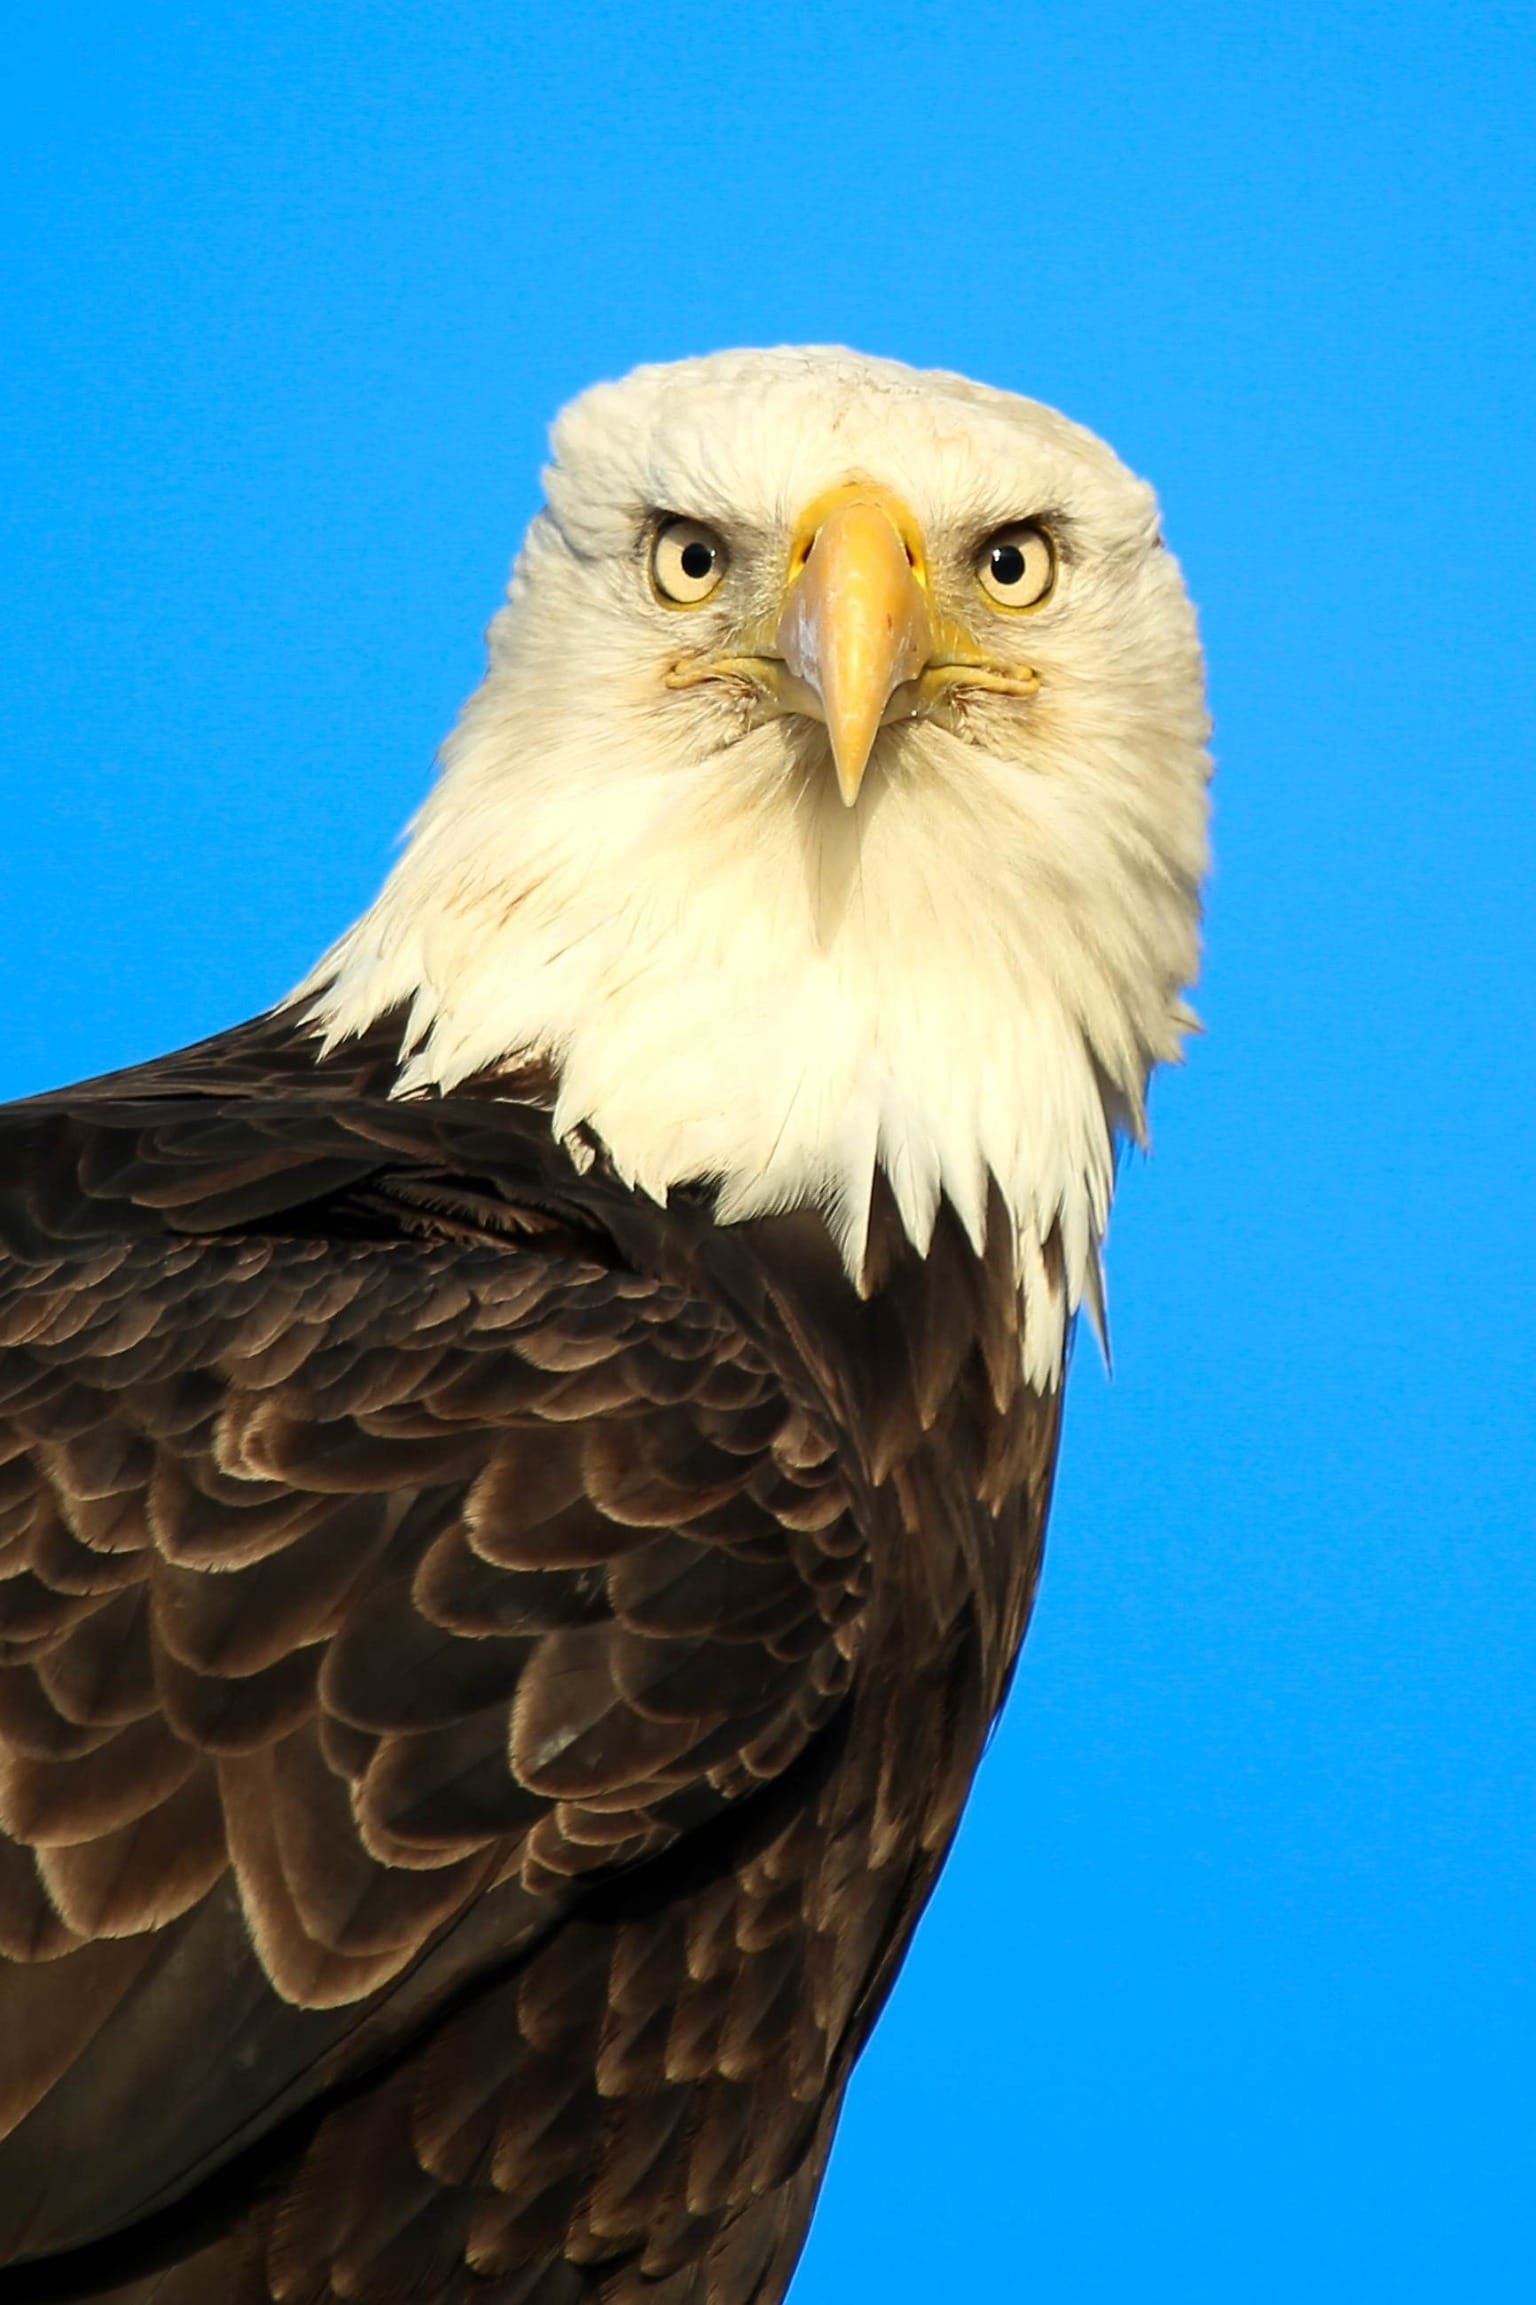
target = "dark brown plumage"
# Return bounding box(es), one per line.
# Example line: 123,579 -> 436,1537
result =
0,1008 -> 1059,2305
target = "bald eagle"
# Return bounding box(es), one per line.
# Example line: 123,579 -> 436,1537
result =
0,349 -> 1209,2304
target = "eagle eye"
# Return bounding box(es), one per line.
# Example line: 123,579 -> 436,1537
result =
976,522 -> 1055,610
651,518 -> 729,606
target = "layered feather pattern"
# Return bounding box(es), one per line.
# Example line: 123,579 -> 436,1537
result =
0,1011 -> 1057,2303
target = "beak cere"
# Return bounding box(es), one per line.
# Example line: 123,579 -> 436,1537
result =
775,490 -> 935,805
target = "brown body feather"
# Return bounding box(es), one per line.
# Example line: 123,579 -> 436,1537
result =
0,1011 -> 1059,2305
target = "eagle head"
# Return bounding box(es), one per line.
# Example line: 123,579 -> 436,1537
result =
307,348 -> 1211,1385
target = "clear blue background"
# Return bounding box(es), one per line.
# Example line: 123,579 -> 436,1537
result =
3,5 -> 1534,2296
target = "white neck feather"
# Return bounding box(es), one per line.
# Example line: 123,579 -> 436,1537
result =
301,623 -> 1204,1391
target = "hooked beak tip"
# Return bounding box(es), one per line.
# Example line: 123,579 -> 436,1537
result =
829,725 -> 875,808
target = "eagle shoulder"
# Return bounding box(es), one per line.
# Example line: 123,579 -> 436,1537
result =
0,1014 -> 1056,2302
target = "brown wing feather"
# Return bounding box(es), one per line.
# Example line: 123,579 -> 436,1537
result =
0,1015 -> 1059,2305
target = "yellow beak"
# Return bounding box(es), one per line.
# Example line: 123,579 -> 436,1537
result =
775,486 -> 935,806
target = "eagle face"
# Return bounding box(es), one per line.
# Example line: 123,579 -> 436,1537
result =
312,347 -> 1211,1382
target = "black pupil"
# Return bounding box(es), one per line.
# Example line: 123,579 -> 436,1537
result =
990,543 -> 1027,588
679,538 -> 715,581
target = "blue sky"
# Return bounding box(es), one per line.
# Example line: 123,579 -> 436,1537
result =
3,4 -> 1534,2297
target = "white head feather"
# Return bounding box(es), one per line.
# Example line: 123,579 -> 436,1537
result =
303,348 -> 1210,1388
